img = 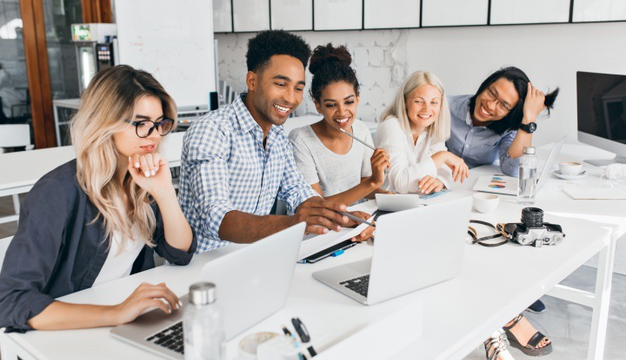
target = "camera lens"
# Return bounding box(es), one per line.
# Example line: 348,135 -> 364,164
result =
521,207 -> 544,227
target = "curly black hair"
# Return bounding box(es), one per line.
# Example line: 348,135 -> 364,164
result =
469,67 -> 559,134
308,43 -> 360,102
246,30 -> 311,73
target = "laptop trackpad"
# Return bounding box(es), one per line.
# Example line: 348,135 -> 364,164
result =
344,258 -> 372,275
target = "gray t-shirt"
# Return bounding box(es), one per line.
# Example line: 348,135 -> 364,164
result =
288,120 -> 374,198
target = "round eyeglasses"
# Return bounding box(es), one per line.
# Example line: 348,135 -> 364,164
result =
484,87 -> 512,115
127,118 -> 175,138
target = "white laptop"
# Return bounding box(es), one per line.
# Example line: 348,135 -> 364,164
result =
375,193 -> 421,212
110,222 -> 306,360
313,196 -> 472,305
473,136 -> 566,196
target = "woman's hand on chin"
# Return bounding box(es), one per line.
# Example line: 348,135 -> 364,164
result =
127,153 -> 173,198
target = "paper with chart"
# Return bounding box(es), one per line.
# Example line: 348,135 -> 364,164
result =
473,173 -> 518,196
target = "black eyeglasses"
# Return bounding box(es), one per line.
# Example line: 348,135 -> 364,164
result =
485,87 -> 512,114
126,118 -> 175,138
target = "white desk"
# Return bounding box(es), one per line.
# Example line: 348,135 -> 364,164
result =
0,193 -> 622,360
1,141 -> 624,360
0,146 -> 75,224
0,146 -> 76,199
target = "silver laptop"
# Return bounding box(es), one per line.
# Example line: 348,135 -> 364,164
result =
313,196 -> 472,305
473,136 -> 566,196
375,193 -> 421,212
110,222 -> 306,359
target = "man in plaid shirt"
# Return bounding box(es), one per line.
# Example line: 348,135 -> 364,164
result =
179,30 -> 352,252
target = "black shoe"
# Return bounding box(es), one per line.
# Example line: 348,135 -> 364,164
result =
526,300 -> 546,314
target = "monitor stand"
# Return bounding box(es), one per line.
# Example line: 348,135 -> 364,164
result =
584,155 -> 626,166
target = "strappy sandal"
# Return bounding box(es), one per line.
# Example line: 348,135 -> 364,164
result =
484,329 -> 514,360
503,314 -> 553,357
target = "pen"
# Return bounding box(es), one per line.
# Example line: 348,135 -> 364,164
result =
339,212 -> 375,227
339,128 -> 376,151
292,318 -> 317,357
283,325 -> 308,360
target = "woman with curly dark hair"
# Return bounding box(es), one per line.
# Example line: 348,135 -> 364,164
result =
288,43 -> 390,241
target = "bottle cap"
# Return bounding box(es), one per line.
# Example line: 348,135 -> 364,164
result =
523,146 -> 536,155
189,282 -> 217,306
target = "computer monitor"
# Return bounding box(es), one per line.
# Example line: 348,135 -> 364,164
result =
577,71 -> 626,166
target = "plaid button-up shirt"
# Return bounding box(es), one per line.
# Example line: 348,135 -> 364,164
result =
178,94 -> 318,253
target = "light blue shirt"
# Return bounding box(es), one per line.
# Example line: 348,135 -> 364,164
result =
445,94 -> 520,176
178,94 -> 318,253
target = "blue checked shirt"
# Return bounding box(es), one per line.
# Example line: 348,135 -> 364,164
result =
178,94 -> 319,253
445,94 -> 520,176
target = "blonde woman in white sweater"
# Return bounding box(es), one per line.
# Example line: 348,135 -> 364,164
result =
375,71 -> 468,194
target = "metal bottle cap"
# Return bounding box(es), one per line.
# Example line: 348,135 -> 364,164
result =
523,146 -> 536,155
189,282 -> 217,306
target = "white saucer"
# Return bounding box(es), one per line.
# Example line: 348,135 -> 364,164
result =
552,169 -> 587,180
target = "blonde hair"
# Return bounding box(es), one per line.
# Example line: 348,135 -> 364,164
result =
380,70 -> 450,143
70,65 -> 177,248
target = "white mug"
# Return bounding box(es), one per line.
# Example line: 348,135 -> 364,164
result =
559,161 -> 583,176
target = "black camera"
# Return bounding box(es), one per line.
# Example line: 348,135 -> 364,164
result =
502,207 -> 565,247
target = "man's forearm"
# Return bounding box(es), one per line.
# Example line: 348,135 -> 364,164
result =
218,210 -> 294,243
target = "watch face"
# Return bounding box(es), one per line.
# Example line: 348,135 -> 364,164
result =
521,122 -> 537,133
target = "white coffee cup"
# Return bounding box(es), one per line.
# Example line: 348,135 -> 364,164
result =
559,161 -> 583,176
472,193 -> 499,213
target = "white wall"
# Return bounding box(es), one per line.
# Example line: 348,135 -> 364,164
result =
216,30 -> 409,123
216,21 -> 626,146
406,22 -> 626,146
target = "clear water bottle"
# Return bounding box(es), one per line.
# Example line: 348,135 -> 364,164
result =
518,146 -> 538,205
184,282 -> 225,360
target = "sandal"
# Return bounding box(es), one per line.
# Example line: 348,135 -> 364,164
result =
503,314 -> 553,357
484,329 -> 514,360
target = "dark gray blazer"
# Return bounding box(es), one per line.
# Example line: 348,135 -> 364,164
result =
0,160 -> 196,333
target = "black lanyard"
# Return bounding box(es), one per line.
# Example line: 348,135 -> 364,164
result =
468,220 -> 509,247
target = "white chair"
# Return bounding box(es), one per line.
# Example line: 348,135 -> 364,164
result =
0,124 -> 33,153
160,130 -> 184,167
0,124 -> 33,225
160,131 -> 185,190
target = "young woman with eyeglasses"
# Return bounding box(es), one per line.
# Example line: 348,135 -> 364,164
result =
446,67 -> 559,177
0,65 -> 195,332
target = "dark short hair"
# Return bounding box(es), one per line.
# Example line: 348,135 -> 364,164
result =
469,67 -> 559,134
246,30 -> 311,73
309,43 -> 359,102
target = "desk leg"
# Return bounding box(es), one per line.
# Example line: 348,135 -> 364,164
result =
587,237 -> 616,360
53,104 -> 61,147
12,194 -> 20,224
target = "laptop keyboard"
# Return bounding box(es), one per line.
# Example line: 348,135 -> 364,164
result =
146,321 -> 184,355
340,275 -> 370,297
